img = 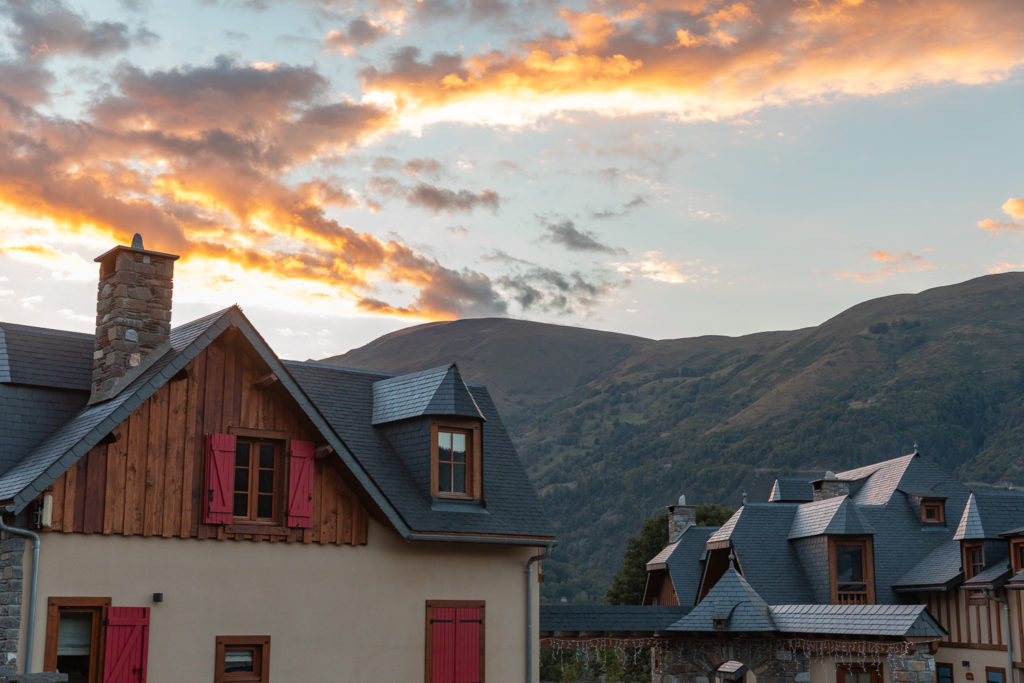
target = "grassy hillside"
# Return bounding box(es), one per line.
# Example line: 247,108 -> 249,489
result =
323,272 -> 1024,603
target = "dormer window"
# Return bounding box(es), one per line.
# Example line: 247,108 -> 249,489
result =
963,542 -> 985,579
921,499 -> 945,525
431,419 -> 482,500
829,537 -> 875,604
1012,539 -> 1024,574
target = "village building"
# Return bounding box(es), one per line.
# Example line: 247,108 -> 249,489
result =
542,453 -> 1024,683
0,236 -> 555,682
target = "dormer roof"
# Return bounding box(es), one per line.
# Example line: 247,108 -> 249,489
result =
371,363 -> 485,425
954,490 -> 1024,540
671,568 -> 775,632
788,496 -> 875,539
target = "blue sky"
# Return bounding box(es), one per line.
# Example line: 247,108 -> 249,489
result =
0,0 -> 1022,359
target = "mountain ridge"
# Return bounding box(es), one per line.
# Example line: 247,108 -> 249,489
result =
323,271 -> 1024,603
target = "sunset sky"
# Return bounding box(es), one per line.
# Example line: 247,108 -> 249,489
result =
1,0 -> 1022,359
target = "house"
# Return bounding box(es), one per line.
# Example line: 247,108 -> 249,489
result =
542,453 -> 1024,683
0,236 -> 555,682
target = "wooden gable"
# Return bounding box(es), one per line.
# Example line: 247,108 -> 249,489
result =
44,331 -> 369,545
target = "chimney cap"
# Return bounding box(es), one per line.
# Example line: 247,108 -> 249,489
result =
678,494 -> 686,506
94,239 -> 180,265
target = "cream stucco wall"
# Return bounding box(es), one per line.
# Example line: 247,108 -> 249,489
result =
934,645 -> 1019,683
20,518 -> 542,682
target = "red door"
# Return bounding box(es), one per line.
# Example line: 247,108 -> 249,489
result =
103,607 -> 149,683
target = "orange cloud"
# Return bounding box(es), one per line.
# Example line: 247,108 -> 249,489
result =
836,250 -> 936,283
977,196 -> 1024,233
360,0 -> 1024,128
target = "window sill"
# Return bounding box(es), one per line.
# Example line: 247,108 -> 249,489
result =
431,498 -> 488,514
226,523 -> 291,536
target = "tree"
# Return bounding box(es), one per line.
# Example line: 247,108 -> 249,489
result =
604,513 -> 668,606
604,504 -> 735,606
696,503 -> 734,527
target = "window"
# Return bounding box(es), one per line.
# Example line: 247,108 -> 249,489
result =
430,420 -> 482,500
986,668 -> 1005,683
1011,539 -> 1024,574
215,636 -> 270,683
44,599 -> 150,683
921,499 -> 945,525
829,537 -> 875,604
838,665 -> 881,683
963,542 -> 985,579
233,439 -> 282,522
937,663 -> 953,683
204,433 -> 315,529
44,598 -> 109,683
426,601 -> 484,683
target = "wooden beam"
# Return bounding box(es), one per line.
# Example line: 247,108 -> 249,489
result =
254,372 -> 278,389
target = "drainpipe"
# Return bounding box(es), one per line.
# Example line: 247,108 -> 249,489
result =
0,510 -> 40,674
982,589 -> 1014,683
526,546 -> 551,683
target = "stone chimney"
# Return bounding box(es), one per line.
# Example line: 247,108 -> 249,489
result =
667,494 -> 697,543
812,471 -> 850,501
90,234 -> 179,403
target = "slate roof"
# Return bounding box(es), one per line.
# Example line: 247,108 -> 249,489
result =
0,309 -> 553,543
706,503 -> 813,604
954,490 -> 1024,540
371,364 -> 484,425
893,540 -> 963,591
645,525 -> 717,608
668,568 -> 944,637
768,604 -> 946,638
963,562 -> 1011,590
838,454 -> 916,505
286,360 -> 553,539
770,477 -> 814,503
0,309 -> 229,508
540,606 -> 690,633
0,322 -> 93,390
788,496 -> 874,539
671,568 -> 775,632
647,540 -> 679,569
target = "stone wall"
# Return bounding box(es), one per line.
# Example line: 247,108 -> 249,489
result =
0,532 -> 24,677
654,638 -> 936,683
654,638 -> 809,683
889,648 -> 935,683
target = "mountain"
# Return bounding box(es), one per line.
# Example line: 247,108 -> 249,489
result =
322,272 -> 1024,603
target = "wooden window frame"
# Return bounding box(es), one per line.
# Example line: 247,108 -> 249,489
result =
430,418 -> 482,501
936,662 -> 954,683
921,499 -> 945,525
1010,538 -> 1024,574
425,600 -> 485,683
829,536 -> 875,605
985,667 -> 1006,683
963,541 -> 985,579
43,596 -> 111,681
215,635 -> 271,683
231,437 -> 285,526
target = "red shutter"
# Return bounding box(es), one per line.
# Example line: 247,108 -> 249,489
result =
287,440 -> 315,528
431,607 -> 457,683
103,607 -> 150,683
455,608 -> 482,683
431,606 -> 481,683
204,433 -> 235,524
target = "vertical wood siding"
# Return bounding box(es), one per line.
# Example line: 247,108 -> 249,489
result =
46,335 -> 369,545
929,587 -> 1021,651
